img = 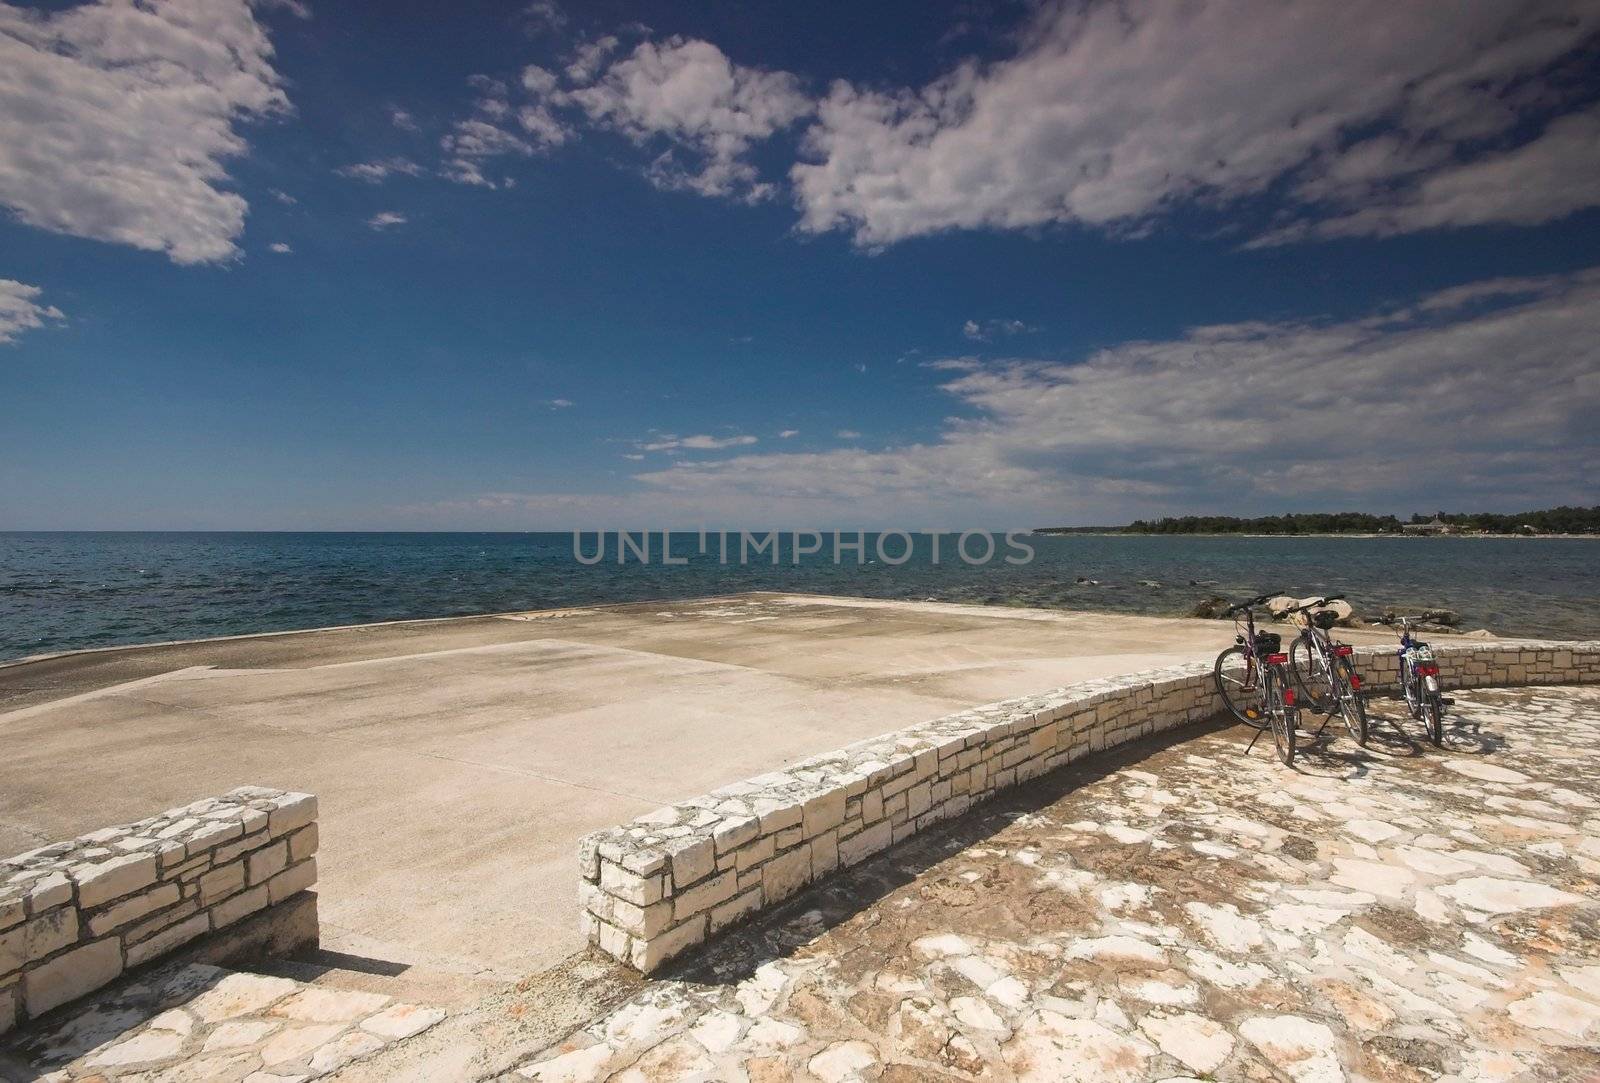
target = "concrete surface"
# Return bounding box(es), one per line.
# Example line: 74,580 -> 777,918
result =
0,593 -> 1395,983
508,685 -> 1600,1083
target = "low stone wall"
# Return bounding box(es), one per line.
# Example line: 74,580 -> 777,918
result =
579,638 -> 1600,972
1,787 -> 318,1035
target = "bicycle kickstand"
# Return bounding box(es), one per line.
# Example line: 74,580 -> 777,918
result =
1243,727 -> 1264,754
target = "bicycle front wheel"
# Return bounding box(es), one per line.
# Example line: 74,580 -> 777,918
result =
1289,635 -> 1333,713
1214,646 -> 1268,728
1267,669 -> 1297,766
1401,671 -> 1424,720
1337,658 -> 1368,746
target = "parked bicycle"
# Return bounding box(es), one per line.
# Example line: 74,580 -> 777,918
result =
1286,595 -> 1368,746
1213,593 -> 1300,766
1379,614 -> 1451,745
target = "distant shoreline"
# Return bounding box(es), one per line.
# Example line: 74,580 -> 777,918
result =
1031,531 -> 1599,539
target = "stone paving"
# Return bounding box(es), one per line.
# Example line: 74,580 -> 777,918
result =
2,962 -> 444,1081
513,686 -> 1600,1082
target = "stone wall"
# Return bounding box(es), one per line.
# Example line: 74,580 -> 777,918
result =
580,639 -> 1600,973
0,787 -> 318,1035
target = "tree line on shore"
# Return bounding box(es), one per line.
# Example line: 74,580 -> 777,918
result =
1036,505 -> 1600,535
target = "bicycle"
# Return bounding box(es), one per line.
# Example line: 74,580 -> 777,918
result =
1286,594 -> 1368,747
1379,614 -> 1451,745
1213,593 -> 1300,766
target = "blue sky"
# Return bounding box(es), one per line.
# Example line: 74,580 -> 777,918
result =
2,0 -> 1598,529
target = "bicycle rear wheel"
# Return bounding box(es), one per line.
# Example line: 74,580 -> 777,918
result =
1214,646 -> 1267,728
1336,658 -> 1367,746
1289,635 -> 1332,713
1423,693 -> 1444,746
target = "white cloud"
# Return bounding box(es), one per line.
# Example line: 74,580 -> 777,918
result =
270,188 -> 297,205
367,211 -> 407,230
1257,105 -> 1600,245
437,32 -> 805,203
565,36 -> 618,85
638,432 -> 759,452
0,279 -> 64,345
440,69 -> 571,187
446,269 -> 1598,526
441,118 -> 534,186
256,0 -> 309,18
337,157 -> 426,183
0,0 -> 293,264
268,242 -> 292,253
835,429 -> 861,440
778,429 -> 799,438
792,0 -> 1600,246
522,0 -> 566,36
547,397 -> 574,408
1411,276 -> 1564,314
963,318 -> 1036,342
515,65 -> 574,150
570,36 -> 812,201
389,107 -> 418,131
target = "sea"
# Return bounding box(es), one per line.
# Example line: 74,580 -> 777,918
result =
1,531 -> 1596,663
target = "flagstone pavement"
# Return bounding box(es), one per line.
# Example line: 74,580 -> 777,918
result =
511,685 -> 1600,1083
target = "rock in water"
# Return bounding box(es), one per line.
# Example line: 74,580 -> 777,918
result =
1188,596 -> 1230,619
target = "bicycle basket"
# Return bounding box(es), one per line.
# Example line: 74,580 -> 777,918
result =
1253,631 -> 1281,654
1312,610 -> 1339,630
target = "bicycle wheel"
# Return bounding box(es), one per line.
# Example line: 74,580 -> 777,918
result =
1266,668 -> 1296,766
1423,693 -> 1443,746
1214,646 -> 1267,728
1401,670 -> 1424,720
1289,635 -> 1332,713
1336,658 -> 1367,746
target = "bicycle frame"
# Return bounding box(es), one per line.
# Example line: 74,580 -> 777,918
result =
1393,617 -> 1442,703
1221,597 -> 1298,759
1231,606 -> 1262,671
1300,615 -> 1360,698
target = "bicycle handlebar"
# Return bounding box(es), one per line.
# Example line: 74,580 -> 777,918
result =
1285,593 -> 1346,614
1222,592 -> 1279,616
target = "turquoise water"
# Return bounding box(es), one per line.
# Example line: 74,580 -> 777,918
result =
1,531 -> 1596,662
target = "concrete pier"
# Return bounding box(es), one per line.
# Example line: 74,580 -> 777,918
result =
0,593 -> 1392,981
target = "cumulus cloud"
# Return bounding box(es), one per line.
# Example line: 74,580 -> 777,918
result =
963,318 -> 1036,342
367,211 -> 407,230
638,432 -> 760,452
439,70 -> 571,187
792,0 -> 1600,246
778,429 -> 799,438
0,279 -> 64,345
401,270 -> 1600,526
522,0 -> 567,36
570,37 -> 813,201
268,242 -> 292,253
337,157 -> 426,183
565,35 -> 619,85
0,0 -> 293,264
